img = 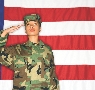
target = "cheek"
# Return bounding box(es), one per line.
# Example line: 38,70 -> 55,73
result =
35,26 -> 40,31
25,26 -> 30,32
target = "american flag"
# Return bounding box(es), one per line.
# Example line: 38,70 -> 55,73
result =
0,0 -> 95,90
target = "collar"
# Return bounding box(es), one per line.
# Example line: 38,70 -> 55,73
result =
23,40 -> 45,48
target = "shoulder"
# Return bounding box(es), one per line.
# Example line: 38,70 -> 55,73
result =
0,45 -> 16,56
1,44 -> 21,55
42,42 -> 54,59
4,44 -> 20,49
44,43 -> 52,51
42,41 -> 53,54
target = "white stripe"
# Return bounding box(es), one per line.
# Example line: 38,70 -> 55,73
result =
53,50 -> 95,65
0,50 -> 94,65
0,80 -> 95,90
0,80 -> 13,90
4,20 -> 95,35
4,0 -> 95,8
59,80 -> 95,90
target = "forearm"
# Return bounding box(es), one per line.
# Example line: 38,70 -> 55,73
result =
0,30 -> 9,47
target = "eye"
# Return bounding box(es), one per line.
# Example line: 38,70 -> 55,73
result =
34,23 -> 37,26
26,23 -> 29,26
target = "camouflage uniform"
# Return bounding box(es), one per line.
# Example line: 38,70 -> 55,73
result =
0,14 -> 60,90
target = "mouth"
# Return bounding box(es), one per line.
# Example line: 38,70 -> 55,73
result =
30,29 -> 35,32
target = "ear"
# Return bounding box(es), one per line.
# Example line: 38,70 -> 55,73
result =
39,27 -> 41,32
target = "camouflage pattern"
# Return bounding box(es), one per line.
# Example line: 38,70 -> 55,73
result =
23,14 -> 42,26
0,31 -> 60,90
0,30 -> 9,46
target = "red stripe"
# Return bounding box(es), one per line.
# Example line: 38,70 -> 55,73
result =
2,65 -> 95,80
56,65 -> 95,80
6,35 -> 95,50
0,65 -> 1,80
4,7 -> 95,21
1,66 -> 14,80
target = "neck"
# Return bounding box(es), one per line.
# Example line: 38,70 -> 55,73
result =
28,35 -> 39,44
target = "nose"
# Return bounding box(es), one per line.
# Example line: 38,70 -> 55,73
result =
30,25 -> 33,28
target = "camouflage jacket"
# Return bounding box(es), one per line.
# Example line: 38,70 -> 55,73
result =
0,30 -> 60,90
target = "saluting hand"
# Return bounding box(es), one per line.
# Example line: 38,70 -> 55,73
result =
1,24 -> 24,37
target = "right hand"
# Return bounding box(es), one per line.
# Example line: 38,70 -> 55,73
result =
1,24 -> 24,37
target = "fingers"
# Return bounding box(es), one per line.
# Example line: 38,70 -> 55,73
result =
12,24 -> 24,30
15,24 -> 24,29
7,24 -> 25,33
19,23 -> 24,26
18,24 -> 25,27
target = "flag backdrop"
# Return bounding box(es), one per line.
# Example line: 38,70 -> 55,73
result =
0,0 -> 95,90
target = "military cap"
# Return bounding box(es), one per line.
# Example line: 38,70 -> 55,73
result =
23,14 -> 42,26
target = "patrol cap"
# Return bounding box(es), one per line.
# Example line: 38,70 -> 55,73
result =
23,14 -> 42,26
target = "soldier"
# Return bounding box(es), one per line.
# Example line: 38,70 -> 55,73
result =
0,14 -> 60,90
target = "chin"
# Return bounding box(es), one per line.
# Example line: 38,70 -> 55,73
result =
27,34 -> 39,36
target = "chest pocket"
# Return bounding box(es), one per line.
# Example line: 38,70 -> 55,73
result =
14,53 -> 42,69
14,55 -> 28,68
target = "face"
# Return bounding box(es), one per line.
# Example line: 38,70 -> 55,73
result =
25,21 -> 41,36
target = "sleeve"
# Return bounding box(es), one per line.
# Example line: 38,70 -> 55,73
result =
0,46 -> 15,71
0,30 -> 9,47
49,47 -> 60,90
